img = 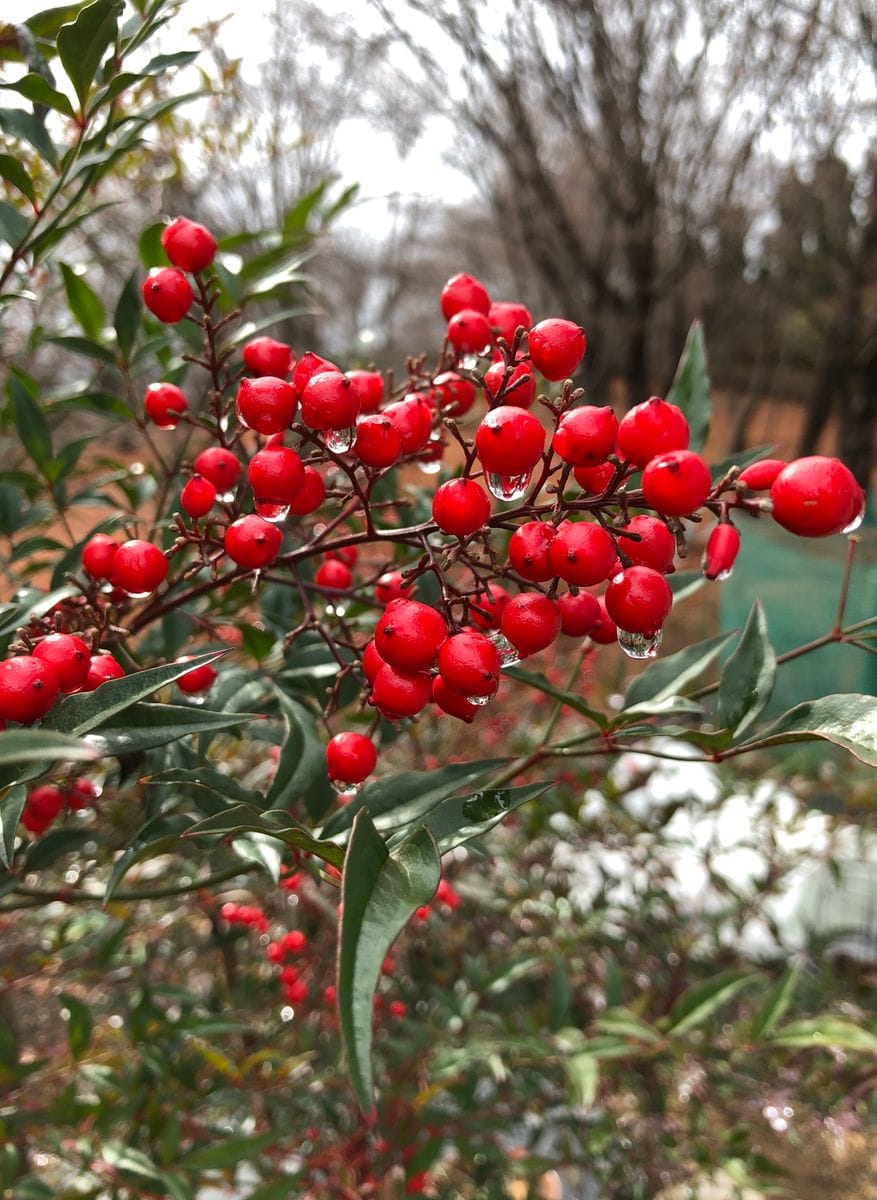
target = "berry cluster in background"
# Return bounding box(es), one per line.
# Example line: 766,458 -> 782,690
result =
1,214 -> 867,804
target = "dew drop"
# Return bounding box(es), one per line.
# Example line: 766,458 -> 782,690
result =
465,692 -> 494,707
417,457 -> 443,475
487,470 -> 531,502
99,581 -> 114,594
330,780 -> 361,800
125,590 -> 152,600
842,505 -> 865,534
235,403 -> 251,430
489,632 -> 520,667
326,601 -> 348,618
617,628 -> 663,659
255,500 -> 290,522
325,426 -> 357,453
217,488 -> 236,503
185,692 -> 209,707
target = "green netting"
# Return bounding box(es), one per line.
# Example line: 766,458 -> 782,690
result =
719,499 -> 877,714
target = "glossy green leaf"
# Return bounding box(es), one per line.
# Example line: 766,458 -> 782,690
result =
104,814 -> 194,901
769,1017 -> 877,1054
147,767 -> 263,812
595,1007 -> 663,1044
98,1141 -> 164,1184
505,666 -> 608,728
396,780 -> 554,854
668,570 -> 706,603
666,971 -> 760,1035
0,154 -> 36,204
752,962 -> 803,1039
113,268 -> 141,358
0,785 -> 26,869
83,702 -> 254,756
0,728 -> 98,767
623,632 -> 734,710
566,1052 -> 599,1106
733,693 -> 877,767
10,371 -> 51,469
177,1132 -> 280,1170
57,0 -> 122,108
183,805 -> 344,869
46,651 -> 226,736
23,828 -> 93,871
0,199 -> 29,248
0,72 -> 74,116
667,319 -> 711,451
265,689 -> 332,819
0,106 -> 57,166
717,601 -> 776,736
60,262 -> 105,339
338,813 -> 440,1111
47,334 -> 117,365
59,992 -> 92,1059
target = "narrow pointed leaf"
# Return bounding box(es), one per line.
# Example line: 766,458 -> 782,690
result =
505,666 -> 608,728
667,320 -> 711,451
718,601 -> 776,736
732,694 -> 877,767
57,0 -> 122,108
666,971 -> 760,1035
752,962 -> 803,1039
769,1017 -> 877,1054
624,632 -> 734,710
83,703 -> 255,756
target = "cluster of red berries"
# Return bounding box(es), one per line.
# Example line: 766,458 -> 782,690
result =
20,778 -> 99,835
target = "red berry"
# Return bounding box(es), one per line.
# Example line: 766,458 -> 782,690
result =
432,372 -> 477,417
375,598 -> 447,672
0,656 -> 61,723
362,639 -> 386,683
141,267 -> 193,323
21,808 -> 51,835
558,590 -> 601,637
181,474 -> 216,519
642,450 -> 712,517
432,676 -> 478,723
574,462 -> 616,494
589,596 -> 618,644
501,594 -> 562,657
161,217 -> 217,273
475,406 -> 545,476
528,319 -> 586,381
617,396 -> 689,467
508,521 -> 557,583
81,653 -> 124,691
243,336 -> 294,378
26,785 -> 65,821
327,545 -> 357,567
549,520 -> 617,586
738,459 -> 786,491
247,446 -> 305,505
112,540 -> 168,595
769,456 -> 864,537
618,515 -> 676,573
384,395 -> 434,455
469,585 -> 510,630
355,415 -> 403,469
483,359 -> 536,409
236,376 -> 298,435
346,369 -> 384,412
67,777 -> 98,810
389,1000 -> 407,1019
33,633 -> 91,693
224,514 -> 283,570
194,447 -> 241,492
437,631 -> 500,699
326,731 -> 378,784
441,273 -> 490,320
292,351 -> 339,396
488,301 -> 533,345
176,656 -> 218,694
605,565 -> 673,635
315,559 -> 353,590
371,663 -> 432,719
288,466 -> 325,515
301,371 -> 361,432
375,571 -> 411,605
82,533 -> 119,581
432,478 -> 491,537
552,405 -> 618,466
282,929 -> 307,953
447,308 -> 492,354
702,522 -> 741,580
144,382 -> 188,428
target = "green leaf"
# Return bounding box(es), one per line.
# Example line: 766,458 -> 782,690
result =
99,1141 -> 164,1184
265,689 -> 332,819
666,971 -> 760,1035
148,766 -> 263,811
138,221 -> 164,267
668,570 -> 706,603
59,992 -> 92,1059
183,805 -> 344,868
178,1132 -> 281,1170
10,371 -> 51,468
83,702 -> 254,756
667,319 -> 711,452
0,154 -> 36,204
46,651 -> 226,736
732,694 -> 877,767
752,962 -> 803,1039
104,814 -> 193,901
506,666 -> 609,728
399,781 -> 554,854
717,601 -> 775,736
23,828 -> 93,871
0,785 -> 26,869
232,832 -> 283,882
338,813 -> 440,1112
0,199 -> 29,247
0,72 -> 74,116
47,334 -> 117,365
0,106 -> 57,167
595,1007 -> 663,1044
57,0 -> 122,109
566,1052 -> 599,1106
113,269 -> 141,359
0,728 -> 99,767
60,262 -> 105,339
769,1017 -> 877,1054
623,632 -> 734,710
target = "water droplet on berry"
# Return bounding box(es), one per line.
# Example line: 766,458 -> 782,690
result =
325,426 -> 357,453
417,457 -> 443,475
464,692 -> 494,707
235,404 -> 252,430
124,589 -> 153,600
460,348 -> 490,369
489,631 -> 520,666
184,691 -> 209,706
330,779 -> 361,799
326,601 -> 347,618
99,580 -> 114,594
255,500 -> 290,523
842,506 -> 865,534
487,470 -> 531,501
701,547 -> 734,581
617,628 -> 663,659
217,488 -> 236,503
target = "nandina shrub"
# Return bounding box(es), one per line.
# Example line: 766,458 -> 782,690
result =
1,4 -> 876,1196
